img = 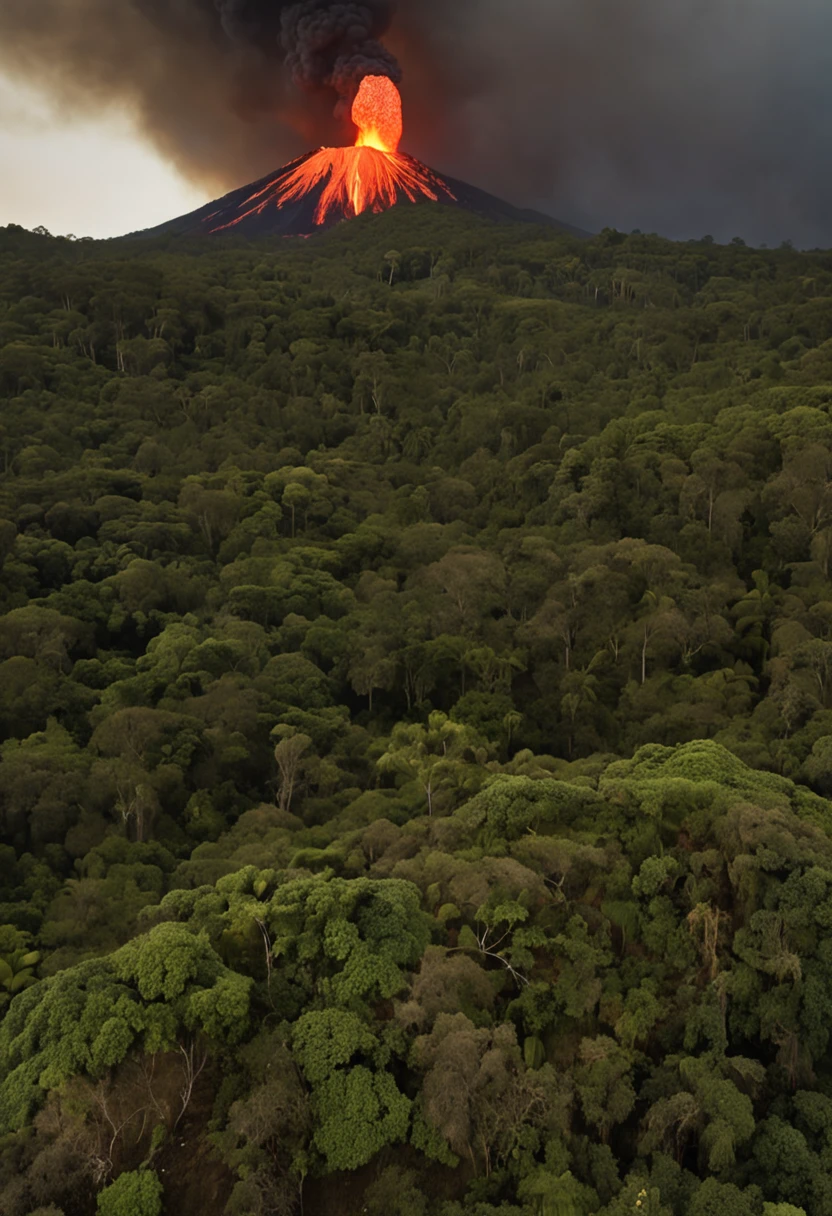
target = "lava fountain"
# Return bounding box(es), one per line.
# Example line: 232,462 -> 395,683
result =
352,75 -> 403,153
209,76 -> 456,233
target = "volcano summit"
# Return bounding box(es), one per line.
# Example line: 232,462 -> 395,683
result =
138,77 -> 576,240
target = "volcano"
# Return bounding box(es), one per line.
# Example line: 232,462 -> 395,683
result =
137,76 -> 583,240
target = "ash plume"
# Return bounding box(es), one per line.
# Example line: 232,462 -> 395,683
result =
212,1 -> 400,97
280,2 -> 400,102
1,0 -> 832,246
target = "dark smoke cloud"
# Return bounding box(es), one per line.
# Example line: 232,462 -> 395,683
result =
212,1 -> 399,98
1,0 -> 831,246
280,2 -> 400,103
414,0 -> 832,249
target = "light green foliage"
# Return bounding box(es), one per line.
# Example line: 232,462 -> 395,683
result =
96,1169 -> 163,1216
0,959 -> 139,1131
267,875 -> 432,1008
517,1167 -> 597,1216
114,922 -> 210,1001
0,923 -> 250,1131
0,946 -> 40,993
458,776 -> 603,845
291,1008 -> 380,1083
311,1065 -> 411,1170
378,710 -> 487,815
287,983 -> 412,1170
290,1013 -> 410,1170
114,922 -> 252,1042
603,740 -> 829,825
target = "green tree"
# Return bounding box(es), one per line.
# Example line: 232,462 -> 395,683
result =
378,711 -> 486,815
97,1169 -> 163,1216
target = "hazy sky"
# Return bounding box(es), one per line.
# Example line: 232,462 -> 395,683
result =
0,71 -> 206,238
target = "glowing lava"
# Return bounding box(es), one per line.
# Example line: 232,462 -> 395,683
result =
210,75 -> 456,233
352,75 -> 403,152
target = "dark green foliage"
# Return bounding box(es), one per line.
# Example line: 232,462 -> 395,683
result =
4,214 -> 832,1213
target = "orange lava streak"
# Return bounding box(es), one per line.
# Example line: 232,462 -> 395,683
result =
278,146 -> 451,225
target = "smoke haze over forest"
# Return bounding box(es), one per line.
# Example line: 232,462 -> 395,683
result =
0,0 -> 830,246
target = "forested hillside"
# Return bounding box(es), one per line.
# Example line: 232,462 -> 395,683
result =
2,210 -> 832,1216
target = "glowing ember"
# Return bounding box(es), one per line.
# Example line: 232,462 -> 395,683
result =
210,76 -> 456,233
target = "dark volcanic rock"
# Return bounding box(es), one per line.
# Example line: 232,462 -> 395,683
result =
132,151 -> 587,239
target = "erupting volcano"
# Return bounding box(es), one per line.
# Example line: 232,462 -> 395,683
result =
209,76 -> 458,234
142,73 -> 577,241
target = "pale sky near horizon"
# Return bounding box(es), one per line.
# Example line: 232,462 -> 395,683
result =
0,71 -> 208,239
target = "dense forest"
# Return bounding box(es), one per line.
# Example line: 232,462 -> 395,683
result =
2,207 -> 832,1216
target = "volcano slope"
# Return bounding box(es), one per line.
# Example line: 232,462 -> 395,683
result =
133,153 -> 586,239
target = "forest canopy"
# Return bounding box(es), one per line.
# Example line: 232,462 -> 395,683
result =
2,208 -> 832,1215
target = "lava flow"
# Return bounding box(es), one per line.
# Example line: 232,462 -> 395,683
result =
210,76 -> 456,233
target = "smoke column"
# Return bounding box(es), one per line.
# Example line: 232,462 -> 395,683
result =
1,0 -> 832,246
280,2 -> 400,103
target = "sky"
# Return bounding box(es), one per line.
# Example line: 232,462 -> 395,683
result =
0,72 -> 206,239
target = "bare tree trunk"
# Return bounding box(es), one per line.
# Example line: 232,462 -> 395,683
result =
92,1083 -> 144,1183
255,918 -> 275,1007
174,1040 -> 208,1132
